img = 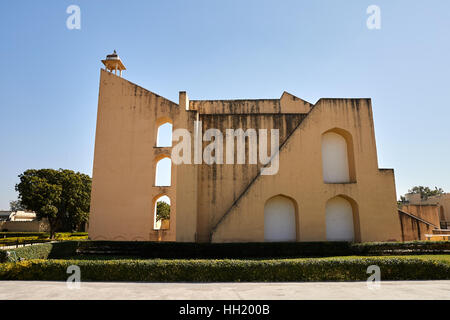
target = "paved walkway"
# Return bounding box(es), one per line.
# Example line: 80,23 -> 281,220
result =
0,281 -> 449,300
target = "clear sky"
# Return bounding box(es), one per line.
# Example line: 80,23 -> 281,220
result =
1,0 -> 449,209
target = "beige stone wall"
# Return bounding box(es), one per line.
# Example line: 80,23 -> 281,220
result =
398,211 -> 435,241
89,70 -> 401,243
0,220 -> 49,232
89,70 -> 185,241
189,91 -> 312,115
438,195 -> 450,222
211,99 -> 401,242
400,204 -> 440,227
195,113 -> 306,241
405,193 -> 450,223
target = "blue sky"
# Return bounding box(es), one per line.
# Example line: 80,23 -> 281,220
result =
1,0 -> 449,209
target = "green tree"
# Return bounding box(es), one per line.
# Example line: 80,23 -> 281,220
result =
9,200 -> 25,212
156,201 -> 170,222
397,195 -> 407,208
15,169 -> 91,238
408,186 -> 444,200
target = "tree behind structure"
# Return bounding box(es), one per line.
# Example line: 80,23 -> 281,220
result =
156,201 -> 170,222
15,169 -> 91,238
9,200 -> 25,212
408,186 -> 444,200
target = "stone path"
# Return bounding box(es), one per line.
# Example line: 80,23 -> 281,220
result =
0,281 -> 449,300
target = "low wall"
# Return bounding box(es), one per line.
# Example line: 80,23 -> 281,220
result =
0,220 -> 50,232
398,210 -> 436,241
401,205 -> 440,226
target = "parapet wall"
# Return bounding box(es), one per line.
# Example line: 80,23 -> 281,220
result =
0,220 -> 49,232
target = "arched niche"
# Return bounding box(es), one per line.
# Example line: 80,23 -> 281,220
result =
325,195 -> 360,242
264,195 -> 298,242
321,128 -> 356,183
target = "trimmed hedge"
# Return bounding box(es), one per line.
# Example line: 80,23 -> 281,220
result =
0,257 -> 449,282
0,232 -> 88,238
0,233 -> 87,248
351,241 -> 450,255
75,240 -> 450,259
1,240 -> 449,263
0,242 -> 78,262
0,232 -> 47,238
76,241 -> 355,259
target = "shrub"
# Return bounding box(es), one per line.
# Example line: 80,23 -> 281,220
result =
0,232 -> 87,239
1,240 -> 449,262
0,242 -> 78,262
75,241 -> 355,259
0,233 -> 87,248
0,232 -> 47,238
75,240 -> 450,259
0,257 -> 448,282
352,241 -> 450,255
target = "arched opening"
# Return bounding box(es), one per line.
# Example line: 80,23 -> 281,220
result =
264,195 -> 297,242
439,206 -> 445,221
157,122 -> 173,147
153,195 -> 170,230
439,206 -> 448,229
321,129 -> 356,183
155,157 -> 172,186
325,196 -> 358,241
